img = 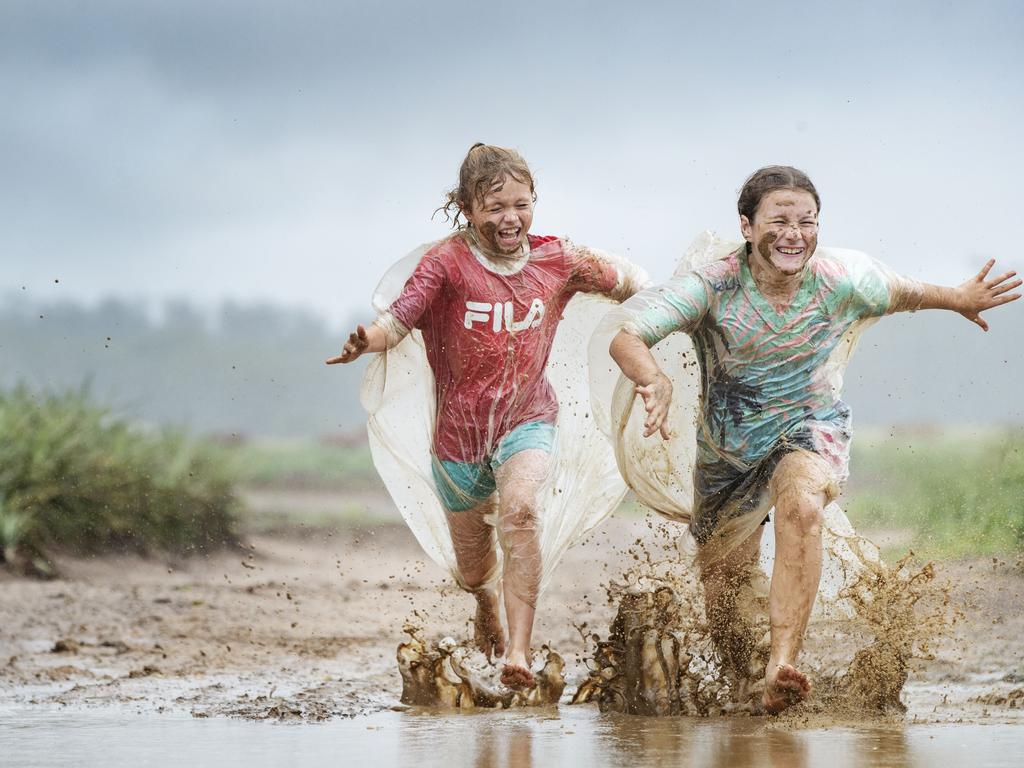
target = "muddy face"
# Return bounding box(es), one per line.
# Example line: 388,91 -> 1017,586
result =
742,189 -> 819,277
476,221 -> 505,256
756,230 -> 777,262
464,175 -> 534,257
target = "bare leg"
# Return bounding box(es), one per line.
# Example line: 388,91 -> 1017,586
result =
493,449 -> 548,689
762,452 -> 829,715
445,500 -> 505,661
699,527 -> 764,682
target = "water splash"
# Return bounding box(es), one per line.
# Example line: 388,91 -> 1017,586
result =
396,625 -> 565,709
573,522 -> 960,718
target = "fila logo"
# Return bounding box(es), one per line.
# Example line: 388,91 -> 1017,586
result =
464,299 -> 545,332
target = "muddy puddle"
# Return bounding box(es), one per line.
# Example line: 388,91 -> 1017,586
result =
2,707 -> 1024,767
2,515 -> 1024,763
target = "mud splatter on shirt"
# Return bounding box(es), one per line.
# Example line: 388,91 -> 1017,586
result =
627,246 -> 904,481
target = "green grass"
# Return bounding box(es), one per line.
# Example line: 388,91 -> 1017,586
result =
609,430 -> 1024,560
216,438 -> 380,491
216,430 -> 1024,559
0,386 -> 238,569
237,497 -> 398,535
6,383 -> 1013,566
846,428 -> 1024,558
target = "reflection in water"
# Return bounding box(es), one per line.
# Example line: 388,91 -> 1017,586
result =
1,708 -> 1023,768
506,724 -> 533,768
399,712 -> 539,768
766,731 -> 808,768
471,722 -> 533,768
599,715 -> 818,768
710,724 -> 761,768
395,712 -> 977,768
599,713 -> 693,763
853,728 -> 912,768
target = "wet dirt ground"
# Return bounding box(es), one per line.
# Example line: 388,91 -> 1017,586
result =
1,513 -> 1022,728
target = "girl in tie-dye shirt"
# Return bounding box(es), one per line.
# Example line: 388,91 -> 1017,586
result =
621,243 -> 913,543
608,165 -> 1019,715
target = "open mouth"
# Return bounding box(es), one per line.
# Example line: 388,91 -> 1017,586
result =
772,245 -> 806,265
496,227 -> 522,249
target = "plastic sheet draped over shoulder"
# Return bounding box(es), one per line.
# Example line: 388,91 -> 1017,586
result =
360,238 -> 630,594
587,231 -> 729,525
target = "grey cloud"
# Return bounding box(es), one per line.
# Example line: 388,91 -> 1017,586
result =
2,0 -> 1022,322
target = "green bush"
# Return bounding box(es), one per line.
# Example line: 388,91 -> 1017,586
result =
0,386 -> 237,566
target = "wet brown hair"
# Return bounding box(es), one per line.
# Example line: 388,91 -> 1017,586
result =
738,166 -> 821,253
436,143 -> 537,229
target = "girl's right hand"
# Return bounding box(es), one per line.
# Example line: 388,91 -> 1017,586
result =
636,372 -> 672,439
326,324 -> 369,365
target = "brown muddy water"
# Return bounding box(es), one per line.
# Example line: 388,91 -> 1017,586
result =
2,707 -> 1023,767
2,517 -> 1024,765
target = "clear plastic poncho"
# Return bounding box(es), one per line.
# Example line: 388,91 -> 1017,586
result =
360,232 -> 646,606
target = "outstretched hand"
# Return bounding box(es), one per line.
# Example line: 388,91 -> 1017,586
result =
636,372 -> 673,439
326,324 -> 370,364
957,260 -> 1021,331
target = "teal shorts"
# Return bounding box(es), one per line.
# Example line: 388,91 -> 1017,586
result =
431,420 -> 557,512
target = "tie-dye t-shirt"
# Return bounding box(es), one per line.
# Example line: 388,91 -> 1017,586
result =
625,246 -> 906,486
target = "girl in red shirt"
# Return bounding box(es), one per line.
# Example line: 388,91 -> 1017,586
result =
329,144 -> 643,688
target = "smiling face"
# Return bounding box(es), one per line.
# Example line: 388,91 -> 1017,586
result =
740,189 -> 819,276
464,175 -> 534,257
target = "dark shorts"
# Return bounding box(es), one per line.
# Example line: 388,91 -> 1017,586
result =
689,431 -> 817,545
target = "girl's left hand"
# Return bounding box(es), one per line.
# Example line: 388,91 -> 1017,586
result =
956,260 -> 1021,331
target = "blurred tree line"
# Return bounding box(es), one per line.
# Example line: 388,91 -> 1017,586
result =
1,296 -> 369,438
1,294 -> 1022,438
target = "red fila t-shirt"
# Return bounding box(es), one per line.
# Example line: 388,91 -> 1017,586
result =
387,233 -> 618,464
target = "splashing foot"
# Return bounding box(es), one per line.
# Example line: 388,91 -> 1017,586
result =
763,662 -> 811,715
473,589 -> 505,662
500,660 -> 535,690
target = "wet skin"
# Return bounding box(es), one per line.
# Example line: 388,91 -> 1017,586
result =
763,662 -> 813,715
473,589 -> 506,661
463,176 -> 535,259
742,189 -> 820,307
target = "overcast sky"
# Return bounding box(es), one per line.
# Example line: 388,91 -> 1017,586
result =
4,0 -> 1023,327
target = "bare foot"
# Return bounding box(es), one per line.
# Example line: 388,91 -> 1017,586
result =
500,661 -> 535,690
473,590 -> 505,662
762,662 -> 811,715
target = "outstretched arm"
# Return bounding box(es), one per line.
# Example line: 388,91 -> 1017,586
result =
327,245 -> 445,365
328,248 -> 443,365
325,323 -> 388,364
565,240 -> 648,303
609,330 -> 672,439
914,260 -> 1021,331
